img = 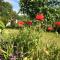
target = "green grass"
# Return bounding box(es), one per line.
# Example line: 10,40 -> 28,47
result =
1,29 -> 19,40
1,28 -> 60,47
0,28 -> 60,60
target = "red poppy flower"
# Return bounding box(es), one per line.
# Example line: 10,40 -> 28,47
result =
55,22 -> 60,27
47,27 -> 54,31
17,21 -> 24,27
26,21 -> 32,26
36,13 -> 44,21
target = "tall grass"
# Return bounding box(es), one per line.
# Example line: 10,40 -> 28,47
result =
0,27 -> 60,60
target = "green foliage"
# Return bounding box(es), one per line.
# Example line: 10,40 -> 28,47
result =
19,0 -> 48,19
18,0 -> 60,33
13,28 -> 60,60
0,0 -> 19,25
19,0 -> 60,30
0,21 -> 5,29
0,28 -> 60,59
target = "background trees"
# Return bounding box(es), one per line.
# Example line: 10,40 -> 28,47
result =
0,0 -> 19,25
19,0 -> 60,32
19,0 -> 60,19
19,0 -> 45,19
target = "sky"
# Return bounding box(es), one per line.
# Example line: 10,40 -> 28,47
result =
4,0 -> 20,13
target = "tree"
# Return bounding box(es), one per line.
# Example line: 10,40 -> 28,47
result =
19,0 -> 60,19
0,0 -> 18,25
19,0 -> 48,19
19,0 -> 60,30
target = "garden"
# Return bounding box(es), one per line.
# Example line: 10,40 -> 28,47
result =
0,0 -> 60,60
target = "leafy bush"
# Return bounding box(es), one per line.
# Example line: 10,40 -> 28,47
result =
0,21 -> 5,29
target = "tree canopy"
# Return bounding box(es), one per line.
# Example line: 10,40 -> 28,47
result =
19,0 -> 48,19
19,0 -> 60,19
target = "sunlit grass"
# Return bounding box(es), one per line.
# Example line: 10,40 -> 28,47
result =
0,28 -> 60,60
1,28 -> 60,47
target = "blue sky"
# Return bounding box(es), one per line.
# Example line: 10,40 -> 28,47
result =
4,0 -> 20,13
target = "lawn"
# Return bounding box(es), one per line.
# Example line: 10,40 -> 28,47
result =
0,28 -> 60,60
1,28 -> 60,47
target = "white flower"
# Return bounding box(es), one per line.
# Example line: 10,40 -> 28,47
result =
6,21 -> 11,27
